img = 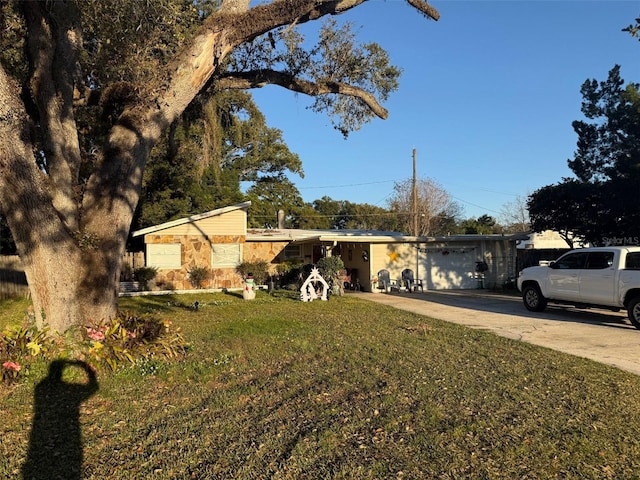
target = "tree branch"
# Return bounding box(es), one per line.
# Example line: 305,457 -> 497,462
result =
79,0 -> 437,227
217,70 -> 388,119
155,0 -> 439,128
22,1 -> 84,231
406,0 -> 440,21
0,64 -> 62,252
220,0 -> 439,45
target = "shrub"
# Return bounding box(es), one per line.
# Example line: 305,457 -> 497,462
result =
188,266 -> 211,289
317,256 -> 345,296
317,256 -> 344,283
120,263 -> 134,282
155,279 -> 175,291
275,261 -> 304,287
275,261 -> 297,277
236,261 -> 270,285
134,266 -> 158,290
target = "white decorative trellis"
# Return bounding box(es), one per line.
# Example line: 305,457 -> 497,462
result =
299,267 -> 329,302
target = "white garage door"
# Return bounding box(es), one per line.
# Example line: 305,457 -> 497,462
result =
423,249 -> 477,290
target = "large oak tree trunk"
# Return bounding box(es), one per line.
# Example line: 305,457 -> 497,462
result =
21,242 -> 122,332
0,0 -> 439,333
2,230 -> 121,335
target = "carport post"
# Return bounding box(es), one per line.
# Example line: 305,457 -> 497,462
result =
415,243 -> 421,288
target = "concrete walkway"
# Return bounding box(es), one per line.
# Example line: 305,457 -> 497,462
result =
350,290 -> 640,376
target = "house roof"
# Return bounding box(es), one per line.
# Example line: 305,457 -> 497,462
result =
247,229 -> 521,245
247,228 -> 413,244
132,201 -> 527,244
131,201 -> 251,237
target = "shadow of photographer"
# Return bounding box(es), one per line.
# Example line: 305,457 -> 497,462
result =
22,359 -> 99,480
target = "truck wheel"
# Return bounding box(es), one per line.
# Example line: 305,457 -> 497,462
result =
627,296 -> 640,330
522,284 -> 547,312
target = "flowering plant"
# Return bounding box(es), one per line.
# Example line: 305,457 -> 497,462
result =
0,310 -> 189,383
2,361 -> 22,383
83,311 -> 189,371
1,322 -> 55,384
86,327 -> 106,341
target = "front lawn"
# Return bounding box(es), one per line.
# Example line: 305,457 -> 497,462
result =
2,291 -> 640,478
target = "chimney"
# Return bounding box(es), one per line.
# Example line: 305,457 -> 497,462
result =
277,210 -> 285,230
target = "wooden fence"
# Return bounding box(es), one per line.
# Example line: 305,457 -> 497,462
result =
0,256 -> 29,300
0,252 -> 146,300
123,252 -> 145,272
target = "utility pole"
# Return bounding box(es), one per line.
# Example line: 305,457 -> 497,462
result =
412,148 -> 421,285
412,148 -> 418,236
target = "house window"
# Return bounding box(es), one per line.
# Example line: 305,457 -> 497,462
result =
147,243 -> 181,269
212,244 -> 242,267
283,244 -> 302,259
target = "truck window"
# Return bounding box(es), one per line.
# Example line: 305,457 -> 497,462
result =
585,252 -> 614,269
553,252 -> 588,269
626,252 -> 640,270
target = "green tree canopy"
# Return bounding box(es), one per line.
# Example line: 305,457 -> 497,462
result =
135,91 -> 303,229
246,175 -> 306,228
299,196 -> 398,231
460,215 -> 499,235
528,65 -> 640,246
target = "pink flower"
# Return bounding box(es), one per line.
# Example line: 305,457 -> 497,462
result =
3,361 -> 21,372
126,330 -> 137,339
86,328 -> 105,341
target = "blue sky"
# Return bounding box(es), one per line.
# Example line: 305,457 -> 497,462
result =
250,0 -> 640,220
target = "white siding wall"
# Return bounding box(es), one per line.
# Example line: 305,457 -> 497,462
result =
159,210 -> 246,237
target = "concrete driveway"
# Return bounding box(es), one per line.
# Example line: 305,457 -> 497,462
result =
351,290 -> 640,376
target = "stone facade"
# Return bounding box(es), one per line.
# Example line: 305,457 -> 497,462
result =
146,234 -> 244,290
243,241 -> 290,274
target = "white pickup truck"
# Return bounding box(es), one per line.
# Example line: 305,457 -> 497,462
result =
517,246 -> 640,329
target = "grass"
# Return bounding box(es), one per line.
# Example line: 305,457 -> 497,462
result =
0,296 -> 32,329
2,291 -> 640,479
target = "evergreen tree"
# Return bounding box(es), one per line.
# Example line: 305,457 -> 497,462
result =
528,66 -> 640,245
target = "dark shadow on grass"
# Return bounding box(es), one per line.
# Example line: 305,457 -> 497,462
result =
22,360 -> 99,480
223,290 -> 244,300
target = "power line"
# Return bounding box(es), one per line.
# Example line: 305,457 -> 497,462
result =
450,195 -> 502,216
284,175 -> 512,217
297,179 -> 399,190
250,211 -> 403,219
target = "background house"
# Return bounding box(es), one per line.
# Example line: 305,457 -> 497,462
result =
514,230 -> 578,271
